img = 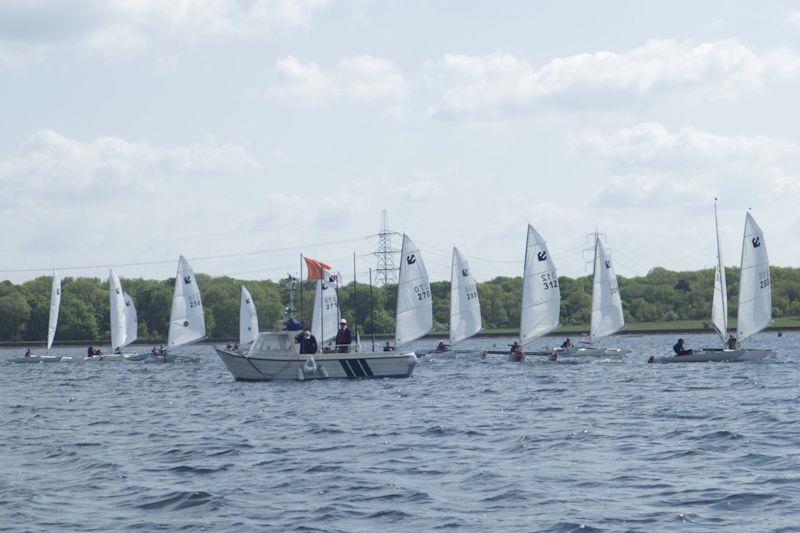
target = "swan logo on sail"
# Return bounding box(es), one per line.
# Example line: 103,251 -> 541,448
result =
56,289 -> 60,295
321,282 -> 328,290
605,260 -> 612,269
752,237 -> 761,248
184,276 -> 192,284
245,298 -> 250,304
407,254 -> 417,265
328,274 -> 337,283
537,251 -> 548,262
462,268 -> 469,277
115,288 -> 121,294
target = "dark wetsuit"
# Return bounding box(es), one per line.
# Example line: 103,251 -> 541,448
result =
295,333 -> 318,355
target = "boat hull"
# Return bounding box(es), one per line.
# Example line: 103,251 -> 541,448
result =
145,353 -> 177,363
12,354 -> 62,363
215,347 -> 417,381
553,346 -> 630,357
84,352 -> 144,362
649,348 -> 774,363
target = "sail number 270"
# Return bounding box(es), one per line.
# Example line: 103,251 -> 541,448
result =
541,272 -> 558,290
414,283 -> 431,301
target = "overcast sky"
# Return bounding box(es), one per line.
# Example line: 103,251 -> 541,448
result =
2,0 -> 800,284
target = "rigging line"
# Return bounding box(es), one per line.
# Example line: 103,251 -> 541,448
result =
0,235 -> 372,274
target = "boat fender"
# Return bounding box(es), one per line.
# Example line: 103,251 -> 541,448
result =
296,367 -> 305,380
407,353 -> 418,365
319,366 -> 329,378
647,356 -> 655,364
303,358 -> 317,374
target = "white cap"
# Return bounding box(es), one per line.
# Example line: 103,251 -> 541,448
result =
339,319 -> 347,324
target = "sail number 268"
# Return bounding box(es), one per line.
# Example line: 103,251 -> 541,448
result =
758,269 -> 771,289
541,272 -> 558,290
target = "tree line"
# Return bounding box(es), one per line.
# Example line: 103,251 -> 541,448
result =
1,266 -> 799,343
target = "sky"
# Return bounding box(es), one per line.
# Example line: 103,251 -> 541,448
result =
2,0 -> 800,284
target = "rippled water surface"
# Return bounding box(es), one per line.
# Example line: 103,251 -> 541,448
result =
1,332 -> 799,531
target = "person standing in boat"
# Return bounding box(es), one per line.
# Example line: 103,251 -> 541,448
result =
673,338 -> 693,356
335,318 -> 352,353
726,335 -> 737,349
383,342 -> 395,352
561,338 -> 574,349
296,331 -> 318,354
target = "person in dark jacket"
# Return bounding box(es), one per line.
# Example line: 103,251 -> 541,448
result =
673,338 -> 693,356
335,319 -> 352,353
295,331 -> 318,355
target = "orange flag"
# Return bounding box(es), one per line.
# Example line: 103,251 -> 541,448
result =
304,257 -> 332,280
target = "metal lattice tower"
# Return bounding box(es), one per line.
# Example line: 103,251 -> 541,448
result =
374,209 -> 399,286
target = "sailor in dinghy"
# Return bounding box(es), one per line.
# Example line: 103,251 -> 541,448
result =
649,207 -> 776,363
13,271 -> 63,363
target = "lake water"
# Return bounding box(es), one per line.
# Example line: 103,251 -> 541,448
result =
1,332 -> 798,531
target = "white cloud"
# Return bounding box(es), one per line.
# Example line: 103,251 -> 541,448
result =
0,0 -> 329,65
571,123 -> 800,208
429,39 -> 800,117
392,180 -> 441,201
788,9 -> 800,28
0,129 -> 260,207
271,55 -> 408,103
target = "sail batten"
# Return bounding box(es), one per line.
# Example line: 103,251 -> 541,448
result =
736,213 -> 771,342
590,238 -> 625,342
520,224 -> 560,347
167,256 -> 206,348
395,234 -> 433,346
449,247 -> 482,345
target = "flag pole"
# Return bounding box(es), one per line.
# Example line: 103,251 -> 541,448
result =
353,252 -> 358,349
299,254 -> 304,331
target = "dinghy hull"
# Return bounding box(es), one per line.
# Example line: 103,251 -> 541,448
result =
215,347 -> 417,381
553,346 -> 629,357
648,348 -> 773,363
12,354 -> 62,363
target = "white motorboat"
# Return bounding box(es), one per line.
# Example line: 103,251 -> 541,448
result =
147,256 -> 205,363
13,271 -> 62,363
650,207 -> 775,363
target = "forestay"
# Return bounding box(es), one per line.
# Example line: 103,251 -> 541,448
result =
239,286 -> 259,347
122,292 -> 137,348
109,269 -> 127,350
396,234 -> 433,346
449,246 -> 482,344
711,201 -> 728,343
167,255 -> 206,348
590,239 -> 624,342
311,270 -> 340,343
737,213 -> 771,342
520,224 -> 560,347
47,270 -> 61,350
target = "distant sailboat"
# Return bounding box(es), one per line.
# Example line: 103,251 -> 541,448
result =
449,246 -> 482,346
148,255 -> 205,363
650,206 -> 775,363
87,271 -> 145,361
555,235 -> 629,357
239,285 -> 259,350
395,234 -> 433,347
15,271 -> 62,363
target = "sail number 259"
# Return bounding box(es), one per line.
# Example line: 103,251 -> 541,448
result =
541,272 -> 558,290
188,298 -> 201,309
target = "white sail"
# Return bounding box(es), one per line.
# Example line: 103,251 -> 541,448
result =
122,291 -> 137,348
239,285 -> 259,347
520,224 -> 560,346
167,255 -> 206,348
449,246 -> 482,344
109,269 -> 127,350
736,212 -> 771,342
395,234 -> 433,346
47,270 -> 61,350
311,270 -> 341,343
590,238 -> 625,342
711,201 -> 728,343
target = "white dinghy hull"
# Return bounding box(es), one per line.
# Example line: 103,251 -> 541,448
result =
84,352 -> 145,362
649,348 -> 774,364
12,354 -> 62,363
553,346 -> 630,358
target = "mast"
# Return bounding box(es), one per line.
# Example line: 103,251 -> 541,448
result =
712,199 -> 728,344
299,254 -> 304,331
589,232 -> 599,343
369,267 -> 375,351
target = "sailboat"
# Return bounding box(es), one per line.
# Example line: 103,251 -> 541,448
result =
311,270 -> 341,349
554,235 -> 629,357
239,285 -> 259,351
213,238 -> 423,381
650,207 -> 775,363
87,270 -> 145,361
15,271 -> 62,363
147,255 -> 206,363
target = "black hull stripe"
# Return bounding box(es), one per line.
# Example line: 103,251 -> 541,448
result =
349,359 -> 366,378
360,359 -> 374,377
339,360 -> 355,378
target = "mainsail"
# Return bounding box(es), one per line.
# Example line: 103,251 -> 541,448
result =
449,246 -> 482,345
167,255 -> 206,348
109,269 -> 127,350
240,285 -> 259,347
311,270 -> 340,343
47,270 -> 61,350
122,291 -> 137,348
395,234 -> 433,346
711,201 -> 728,343
590,238 -> 625,342
520,224 -> 560,346
736,212 -> 771,342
